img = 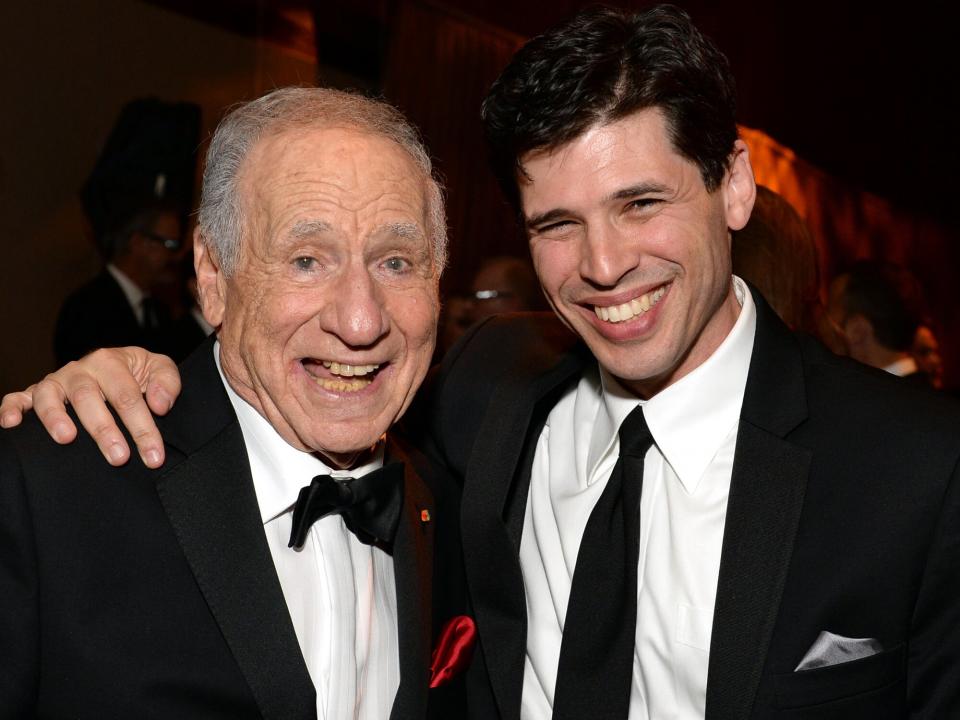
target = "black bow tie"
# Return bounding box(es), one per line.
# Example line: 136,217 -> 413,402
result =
287,462 -> 405,551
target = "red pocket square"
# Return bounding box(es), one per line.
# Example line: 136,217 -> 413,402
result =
429,615 -> 476,689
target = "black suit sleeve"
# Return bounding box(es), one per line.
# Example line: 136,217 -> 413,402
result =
908,454 -> 960,715
0,432 -> 40,716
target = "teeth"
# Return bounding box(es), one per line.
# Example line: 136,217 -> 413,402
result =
320,360 -> 380,377
314,377 -> 372,393
593,285 -> 666,324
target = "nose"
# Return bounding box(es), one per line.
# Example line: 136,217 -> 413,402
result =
320,261 -> 390,348
578,222 -> 639,288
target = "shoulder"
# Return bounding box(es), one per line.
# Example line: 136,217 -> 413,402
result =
795,334 -> 960,469
438,312 -> 579,389
0,408 -> 158,511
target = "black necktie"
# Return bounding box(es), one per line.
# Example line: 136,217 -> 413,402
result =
552,405 -> 654,720
287,462 -> 404,551
140,296 -> 161,333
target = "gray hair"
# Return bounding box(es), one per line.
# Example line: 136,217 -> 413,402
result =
197,86 -> 447,276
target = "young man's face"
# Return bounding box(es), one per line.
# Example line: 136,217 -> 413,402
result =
520,108 -> 755,398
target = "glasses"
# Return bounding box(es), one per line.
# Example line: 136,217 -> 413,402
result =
141,230 -> 182,251
467,290 -> 516,301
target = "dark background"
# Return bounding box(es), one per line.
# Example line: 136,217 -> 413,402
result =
1,0 -> 956,391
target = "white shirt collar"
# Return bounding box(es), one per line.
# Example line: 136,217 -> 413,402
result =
106,263 -> 146,322
588,276 -> 757,494
213,341 -> 384,524
883,356 -> 919,377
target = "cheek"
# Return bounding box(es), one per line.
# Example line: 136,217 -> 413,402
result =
396,291 -> 439,357
531,242 -> 573,297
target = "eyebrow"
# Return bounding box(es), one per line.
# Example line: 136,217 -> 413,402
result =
525,181 -> 672,230
289,219 -> 333,237
385,222 -> 423,239
606,182 -> 672,202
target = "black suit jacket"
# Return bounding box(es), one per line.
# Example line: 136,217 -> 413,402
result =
54,270 -> 171,365
424,292 -> 960,719
0,340 -> 465,719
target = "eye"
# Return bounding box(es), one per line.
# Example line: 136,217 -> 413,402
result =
293,256 -> 318,272
382,256 -> 411,273
627,198 -> 662,213
534,219 -> 576,237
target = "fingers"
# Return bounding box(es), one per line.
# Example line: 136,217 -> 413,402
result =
85,348 -> 170,469
137,354 -> 182,418
116,348 -> 182,468
1,347 -> 182,471
41,359 -> 132,464
0,385 -> 38,430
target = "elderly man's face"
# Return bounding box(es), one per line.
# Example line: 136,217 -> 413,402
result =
520,108 -> 755,398
197,126 -> 439,467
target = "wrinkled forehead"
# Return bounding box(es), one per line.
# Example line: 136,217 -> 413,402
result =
239,124 -> 431,218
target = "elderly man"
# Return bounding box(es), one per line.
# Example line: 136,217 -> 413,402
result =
5,6 -> 960,720
0,88 -> 467,719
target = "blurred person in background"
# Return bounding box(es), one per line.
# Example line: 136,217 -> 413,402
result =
440,255 -> 546,354
732,185 -> 823,335
825,259 -> 931,385
54,97 -> 199,364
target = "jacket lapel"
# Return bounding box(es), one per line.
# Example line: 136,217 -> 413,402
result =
386,438 -> 435,720
461,324 -> 588,720
705,293 -> 812,720
154,341 -> 316,720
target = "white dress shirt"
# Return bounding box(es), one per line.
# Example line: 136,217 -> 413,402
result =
883,356 -> 919,377
106,263 -> 147,325
215,345 -> 400,720
519,277 -> 756,720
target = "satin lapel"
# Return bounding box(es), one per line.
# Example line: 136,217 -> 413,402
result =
705,292 -> 812,720
155,342 -> 315,720
387,439 -> 434,720
461,341 -> 587,720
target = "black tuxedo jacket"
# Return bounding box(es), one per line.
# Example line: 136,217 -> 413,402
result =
0,340 -> 465,719
54,270 -> 171,365
424,292 -> 960,719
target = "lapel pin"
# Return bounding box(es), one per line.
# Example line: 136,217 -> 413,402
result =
420,508 -> 432,524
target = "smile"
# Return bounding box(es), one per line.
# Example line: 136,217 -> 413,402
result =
302,359 -> 384,393
593,284 -> 667,323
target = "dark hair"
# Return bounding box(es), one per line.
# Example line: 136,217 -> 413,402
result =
481,4 -> 738,214
840,260 -> 925,351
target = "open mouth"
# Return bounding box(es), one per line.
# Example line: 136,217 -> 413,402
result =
592,283 -> 668,323
302,359 -> 386,392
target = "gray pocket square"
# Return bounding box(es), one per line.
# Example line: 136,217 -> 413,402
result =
794,631 -> 884,671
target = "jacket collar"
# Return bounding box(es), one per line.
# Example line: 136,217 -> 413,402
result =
155,339 -> 317,720
460,320 -> 589,720
704,289 -> 811,720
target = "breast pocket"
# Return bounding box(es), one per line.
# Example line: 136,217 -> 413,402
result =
774,643 -> 906,709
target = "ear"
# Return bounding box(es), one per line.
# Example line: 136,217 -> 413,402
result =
844,313 -> 873,347
193,227 -> 226,328
723,139 -> 757,231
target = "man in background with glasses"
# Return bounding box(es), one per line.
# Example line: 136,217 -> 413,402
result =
54,199 -> 183,364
